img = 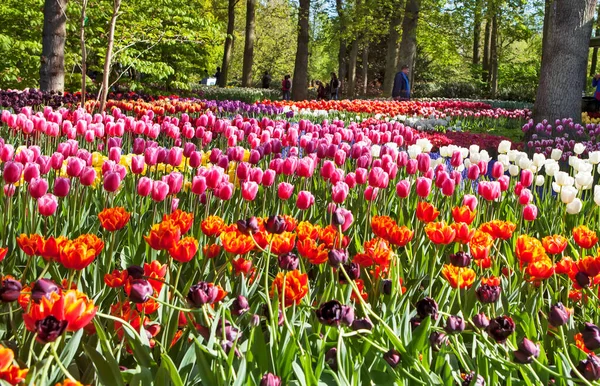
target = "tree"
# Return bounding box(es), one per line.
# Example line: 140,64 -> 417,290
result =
397,0 -> 421,87
292,0 -> 310,100
382,3 -> 402,96
79,0 -> 88,103
241,0 -> 256,87
40,0 -> 69,92
336,0 -> 347,94
220,0 -> 237,87
99,0 -> 122,113
590,4 -> 600,75
534,0 -> 596,123
472,0 -> 482,65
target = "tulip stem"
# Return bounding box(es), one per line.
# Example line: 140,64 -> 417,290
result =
559,326 -> 594,386
336,327 -> 351,385
51,341 -> 76,381
149,296 -> 193,312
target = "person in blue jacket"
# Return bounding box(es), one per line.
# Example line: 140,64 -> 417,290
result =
392,65 -> 411,100
593,73 -> 600,100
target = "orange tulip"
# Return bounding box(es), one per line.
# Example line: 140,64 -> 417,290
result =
201,216 -> 225,237
371,215 -> 394,239
525,258 -> 555,281
515,235 -> 546,265
441,264 -> 476,289
425,222 -> 456,245
416,202 -> 440,223
542,234 -> 568,255
297,238 -> 328,265
220,228 -> 254,255
55,379 -> 87,386
319,225 -> 348,249
202,244 -> 221,259
364,238 -> 392,267
23,290 -> 97,333
577,255 -> 600,277
164,209 -> 194,234
168,237 -> 199,263
39,236 -> 69,262
451,222 -> 475,244
469,230 -> 493,261
144,220 -> 181,250
144,260 -> 167,293
98,207 -> 131,232
75,234 -> 104,257
270,270 -> 309,307
555,256 -> 576,275
232,257 -> 253,276
0,247 -> 7,262
575,333 -> 594,354
269,232 -> 296,255
296,221 -> 320,241
480,220 -> 516,240
282,215 -> 298,232
352,252 -> 374,267
104,269 -> 129,288
480,276 -> 501,287
0,345 -> 28,385
387,225 -> 414,247
573,225 -> 598,249
16,234 -> 43,256
451,206 -> 476,225
59,239 -> 97,270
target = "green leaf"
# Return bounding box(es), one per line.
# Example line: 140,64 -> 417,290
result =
83,343 -> 125,386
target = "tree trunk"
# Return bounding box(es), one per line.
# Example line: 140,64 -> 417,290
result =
220,0 -> 236,88
40,0 -> 69,92
241,0 -> 256,87
472,0 -> 482,65
292,0 -> 310,100
80,0 -> 88,105
482,13 -> 492,84
541,0 -> 551,63
533,0 -> 597,124
382,5 -> 403,96
347,39 -> 359,98
590,4 -> 600,75
397,0 -> 421,92
336,0 -> 347,96
99,0 -> 121,113
490,11 -> 499,97
362,43 -> 368,95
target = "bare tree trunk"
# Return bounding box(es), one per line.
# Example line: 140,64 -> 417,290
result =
397,0 -> 421,93
482,14 -> 492,84
473,0 -> 482,65
220,0 -> 236,88
241,0 -> 256,87
534,0 -> 597,124
99,0 -> 121,113
541,0 -> 551,63
490,11 -> 499,97
347,40 -> 359,98
336,0 -> 347,95
80,0 -> 88,105
590,4 -> 600,75
362,43 -> 368,95
383,5 -> 403,96
292,0 -> 310,100
40,0 -> 69,92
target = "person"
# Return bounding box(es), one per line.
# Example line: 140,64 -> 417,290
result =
316,81 -> 326,100
593,73 -> 600,101
282,75 -> 291,100
330,72 -> 340,100
214,67 -> 221,85
392,65 -> 411,100
262,71 -> 272,89
200,70 -> 209,85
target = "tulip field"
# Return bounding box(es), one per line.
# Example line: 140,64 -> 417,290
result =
2,92 -> 600,385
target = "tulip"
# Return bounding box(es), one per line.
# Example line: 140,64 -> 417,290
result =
3,161 -> 22,184
53,177 -> 71,197
265,215 -> 286,234
232,295 -> 250,316
277,182 -> 294,200
128,279 -> 154,303
523,204 -> 537,221
415,177 -> 431,198
462,194 -> 478,210
429,331 -> 447,351
31,279 -> 59,302
151,180 -> 169,202
316,300 -> 354,326
444,315 -> 465,334
486,315 -> 515,343
35,315 -> 68,343
187,281 -> 219,307
0,278 -> 21,303
472,312 -> 490,329
396,179 -> 410,198
449,251 -> 471,267
351,318 -> 373,331
241,181 -> 258,201
296,191 -> 315,210
574,355 -> 600,381
520,169 -> 533,188
260,373 -> 281,386
135,177 -> 151,197
582,323 -> 600,350
262,169 -> 276,187
327,249 -> 348,268
383,349 -> 401,368
548,303 -> 569,326
29,178 -> 48,199
103,172 -> 121,193
467,164 -> 480,180
216,182 -> 234,201
416,297 -> 438,320
331,182 -> 349,203
278,252 -> 299,270
38,194 -> 58,217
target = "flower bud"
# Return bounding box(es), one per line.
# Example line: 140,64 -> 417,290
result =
316,300 -> 354,327
232,295 -> 249,317
277,252 -> 299,271
574,355 -> 600,381
260,373 -> 281,386
126,265 -> 144,279
582,322 -> 600,350
548,303 -> 570,327
575,271 -> 590,288
429,331 -> 447,351
449,251 -> 471,267
444,315 -> 465,334
187,282 -> 219,307
35,315 -> 67,343
513,337 -> 540,364
383,349 -> 401,368
265,215 -> 286,234
382,279 -> 392,295
0,278 -> 21,302
128,279 -> 153,303
416,297 -> 438,320
486,315 -> 515,343
351,318 -> 374,331
472,312 -> 490,329
325,347 -> 338,371
328,249 -> 348,268
340,262 -> 360,283
476,283 -> 501,304
31,278 -> 59,303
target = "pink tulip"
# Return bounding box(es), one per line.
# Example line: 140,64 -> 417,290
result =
215,182 -> 234,201
477,181 -> 501,201
236,162 -> 251,182
296,191 -> 315,210
320,160 -> 335,180
164,172 -> 183,195
3,184 -> 15,197
331,182 -> 349,204
191,176 -> 207,195
38,194 -> 58,217
103,172 -> 121,192
435,171 -> 449,189
50,152 -> 64,170
417,154 -> 430,174
167,147 -> 183,167
498,175 -> 510,191
368,167 -> 387,188
396,179 -> 411,198
364,186 -> 379,201
206,168 -> 223,189
66,157 -> 86,177
189,151 -> 202,168
79,167 -> 97,186
415,177 -> 432,198
520,169 -> 533,188
355,168 -> 368,185
144,147 -> 159,166
492,162 -> 504,179
441,178 -> 455,196
523,204 -> 538,221
36,155 -> 52,175
467,164 -> 480,180
131,155 -> 145,175
249,167 -> 263,184
109,147 -> 122,163
344,172 -> 357,189
406,159 -> 418,175
296,157 -> 315,178
519,189 -> 532,205
151,180 -> 169,202
337,208 -> 354,232
23,163 -> 40,183
282,157 -> 298,176
262,169 -> 276,187
137,177 -> 152,197
3,161 -> 23,184
462,194 -> 478,211
53,177 -> 71,197
330,169 -> 345,186
242,181 -> 259,201
278,182 -> 294,200
29,178 -> 48,199
514,182 -> 524,196
477,160 -> 488,175
0,144 -> 14,162
450,151 -> 463,168
334,150 -> 346,166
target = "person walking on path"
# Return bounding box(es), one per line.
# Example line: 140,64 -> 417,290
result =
392,65 -> 411,100
214,67 -> 221,85
262,71 -> 272,89
282,75 -> 291,100
330,72 -> 340,100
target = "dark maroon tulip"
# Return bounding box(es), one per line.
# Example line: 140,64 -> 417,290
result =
265,215 -> 286,234
128,279 -> 153,303
351,318 -> 374,331
410,317 -> 422,330
260,373 -> 281,386
382,279 -> 392,295
35,315 -> 68,343
0,278 -> 21,302
462,371 -> 485,386
232,295 -> 249,317
575,272 -> 590,288
449,251 -> 471,267
332,209 -> 345,227
574,354 -> 600,381
444,315 -> 465,334
126,265 -> 144,279
582,322 -> 600,350
325,347 -> 338,371
340,262 -> 360,283
472,312 -> 490,329
429,331 -> 447,351
383,348 -> 401,368
476,283 -> 500,303
237,217 -> 259,235
316,300 -> 354,327
548,303 -> 570,327
486,315 -> 515,343
328,249 -> 348,268
416,297 -> 438,320
188,282 -> 219,307
31,278 -> 59,303
278,253 -> 299,271
513,337 -> 540,364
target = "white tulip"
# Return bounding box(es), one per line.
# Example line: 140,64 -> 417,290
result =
569,156 -> 580,169
469,144 -> 480,155
560,186 -> 577,203
554,171 -> 573,186
518,157 -> 532,170
509,165 -> 520,176
532,153 -> 546,168
551,148 -> 563,161
579,162 -> 593,174
498,140 -> 511,154
595,185 -> 600,197
464,159 -> 472,169
575,172 -> 594,190
566,198 -> 583,214
589,151 -> 600,164
497,154 -> 510,167
371,145 -> 381,158
416,138 -> 433,153
574,143 -> 586,155
470,152 -> 481,164
460,148 -> 469,158
545,161 -> 559,177
535,175 -> 545,186
407,145 -> 421,159
479,150 -> 490,162
439,146 -> 449,158
508,150 -> 520,162
456,164 -> 465,172
595,193 -> 600,206
432,158 -> 444,167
